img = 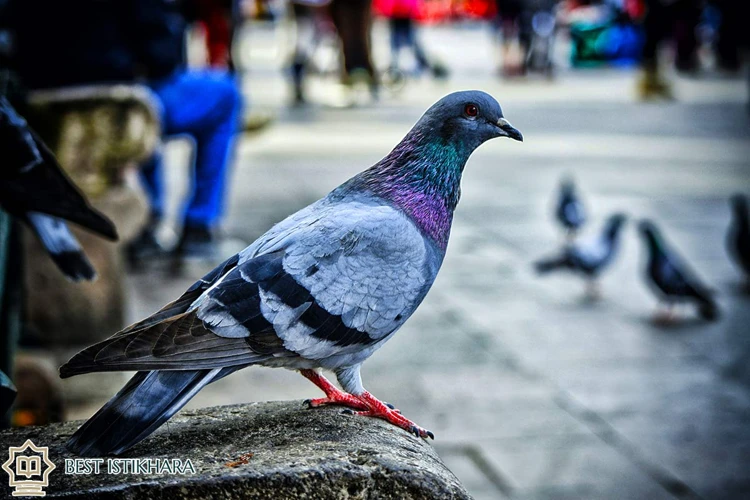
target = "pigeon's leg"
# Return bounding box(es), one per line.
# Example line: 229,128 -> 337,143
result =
653,302 -> 676,324
584,279 -> 602,301
300,369 -> 368,410
334,366 -> 434,440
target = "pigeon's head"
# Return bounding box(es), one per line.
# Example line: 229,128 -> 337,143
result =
416,90 -> 522,154
638,220 -> 663,249
560,177 -> 576,195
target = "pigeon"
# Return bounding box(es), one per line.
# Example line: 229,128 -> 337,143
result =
638,220 -> 719,321
0,97 -> 118,281
535,213 -> 626,297
59,90 -> 523,456
727,194 -> 750,289
555,178 -> 586,238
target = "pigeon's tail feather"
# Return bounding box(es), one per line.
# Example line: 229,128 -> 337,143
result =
696,293 -> 719,321
66,368 -> 235,457
534,256 -> 568,274
27,212 -> 96,281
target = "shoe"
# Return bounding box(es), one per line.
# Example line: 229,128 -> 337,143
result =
636,67 -> 674,101
431,62 -> 449,80
242,110 -> 275,133
126,223 -> 167,268
175,224 -> 218,262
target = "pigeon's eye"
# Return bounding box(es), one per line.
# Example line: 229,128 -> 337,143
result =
464,104 -> 479,118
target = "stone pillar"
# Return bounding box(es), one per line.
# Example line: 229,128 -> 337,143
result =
20,86 -> 160,404
0,401 -> 472,499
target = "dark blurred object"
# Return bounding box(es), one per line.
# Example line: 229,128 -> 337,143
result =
555,177 -> 586,239
0,96 -> 118,281
126,213 -> 168,269
535,213 -> 626,298
0,369 -> 16,425
0,209 -> 21,428
727,194 -> 750,290
8,0 -> 186,89
638,220 -> 719,322
642,0 -> 700,73
710,0 -> 743,72
0,98 -> 117,239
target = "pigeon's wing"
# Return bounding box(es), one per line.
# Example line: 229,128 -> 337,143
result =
0,98 -> 117,240
60,199 -> 437,376
655,251 -> 709,299
59,253 -> 290,377
199,200 -> 437,360
568,235 -> 608,271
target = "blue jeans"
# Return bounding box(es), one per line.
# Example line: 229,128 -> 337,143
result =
140,70 -> 242,228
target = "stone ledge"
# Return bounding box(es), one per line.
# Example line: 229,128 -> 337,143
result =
0,400 -> 471,499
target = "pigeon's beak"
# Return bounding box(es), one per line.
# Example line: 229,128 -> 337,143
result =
496,118 -> 523,142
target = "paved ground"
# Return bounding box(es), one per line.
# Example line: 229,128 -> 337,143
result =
74,24 -> 750,500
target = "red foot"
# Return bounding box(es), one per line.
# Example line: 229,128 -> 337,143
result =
299,369 -> 433,439
300,369 -> 368,410
344,391 -> 434,439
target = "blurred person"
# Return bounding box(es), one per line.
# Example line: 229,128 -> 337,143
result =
375,0 -> 449,79
710,0 -> 745,72
186,0 -> 237,70
10,0 -> 243,264
495,0 -> 527,75
495,0 -> 558,76
329,0 -> 379,98
288,0 -> 333,105
637,0 -> 701,99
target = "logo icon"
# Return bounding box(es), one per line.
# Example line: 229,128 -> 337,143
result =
3,439 -> 55,497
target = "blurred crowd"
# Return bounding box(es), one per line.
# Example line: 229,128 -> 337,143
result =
1,0 -> 748,264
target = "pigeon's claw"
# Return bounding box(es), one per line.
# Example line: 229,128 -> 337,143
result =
347,391 -> 434,440
652,303 -> 677,325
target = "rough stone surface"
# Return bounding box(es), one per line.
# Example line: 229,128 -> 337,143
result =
0,401 -> 471,499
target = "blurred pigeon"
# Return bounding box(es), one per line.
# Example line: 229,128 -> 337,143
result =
59,90 -> 523,456
555,178 -> 586,238
638,220 -> 719,321
727,194 -> 750,289
0,97 -> 117,281
535,213 -> 626,297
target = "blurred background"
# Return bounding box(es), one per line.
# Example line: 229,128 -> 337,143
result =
1,0 -> 749,498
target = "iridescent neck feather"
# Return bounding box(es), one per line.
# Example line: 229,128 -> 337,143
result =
344,128 -> 472,250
